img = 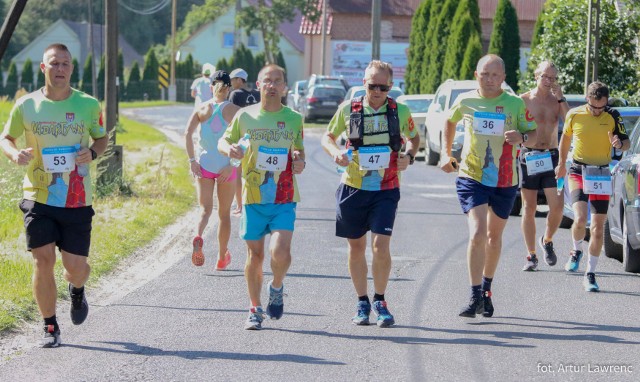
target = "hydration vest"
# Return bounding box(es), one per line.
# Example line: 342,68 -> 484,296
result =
348,96 -> 402,152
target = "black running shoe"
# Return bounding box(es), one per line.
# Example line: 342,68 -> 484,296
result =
538,236 -> 557,266
482,291 -> 494,317
69,284 -> 89,325
39,325 -> 61,348
459,297 -> 484,318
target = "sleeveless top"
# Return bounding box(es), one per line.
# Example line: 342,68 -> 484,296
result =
198,100 -> 231,173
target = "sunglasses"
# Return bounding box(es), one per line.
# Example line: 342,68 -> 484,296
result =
367,83 -> 390,92
587,103 -> 606,110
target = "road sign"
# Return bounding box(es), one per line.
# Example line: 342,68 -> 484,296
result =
158,65 -> 169,88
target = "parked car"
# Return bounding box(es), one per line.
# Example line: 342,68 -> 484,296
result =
287,80 -> 307,112
307,74 -> 350,92
560,107 -> 640,231
423,79 -> 514,166
396,94 -> 434,152
344,85 -> 405,101
604,111 -> 640,273
299,84 -> 346,122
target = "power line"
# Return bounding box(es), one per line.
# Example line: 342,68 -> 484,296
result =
118,0 -> 171,15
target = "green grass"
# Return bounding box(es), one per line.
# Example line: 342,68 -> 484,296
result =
0,102 -> 195,332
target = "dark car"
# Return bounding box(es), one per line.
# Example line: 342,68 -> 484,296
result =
307,74 -> 350,93
603,110 -> 640,273
299,85 -> 346,122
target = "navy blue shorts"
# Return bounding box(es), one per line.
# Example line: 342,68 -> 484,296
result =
335,184 -> 400,239
19,199 -> 94,256
455,177 -> 517,220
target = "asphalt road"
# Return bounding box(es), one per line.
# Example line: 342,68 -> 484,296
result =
1,105 -> 639,381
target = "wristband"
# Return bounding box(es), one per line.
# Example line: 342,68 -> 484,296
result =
189,157 -> 196,163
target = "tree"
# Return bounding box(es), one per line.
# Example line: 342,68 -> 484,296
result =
442,0 -> 481,81
5,61 -> 18,98
405,0 -> 432,94
70,58 -> 79,88
421,0 -> 459,93
118,50 -> 126,100
81,53 -> 94,95
127,61 -> 142,101
97,55 -> 105,100
20,58 -> 34,91
0,62 -> 4,95
141,48 -> 160,100
237,0 -> 320,64
215,58 -> 231,73
460,33 -> 483,80
488,0 -> 521,92
522,0 -> 638,99
36,68 -> 45,89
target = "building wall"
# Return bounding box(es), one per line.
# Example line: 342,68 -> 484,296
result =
303,35 -> 333,80
330,14 -> 411,42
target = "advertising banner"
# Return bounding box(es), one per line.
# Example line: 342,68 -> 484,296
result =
332,40 -> 409,89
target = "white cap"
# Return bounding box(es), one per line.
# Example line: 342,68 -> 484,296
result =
202,63 -> 215,76
229,68 -> 248,81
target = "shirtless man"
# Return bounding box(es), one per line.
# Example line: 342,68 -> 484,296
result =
518,61 -> 570,271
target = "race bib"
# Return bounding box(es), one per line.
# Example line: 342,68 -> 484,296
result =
358,146 -> 391,170
525,151 -> 553,175
583,165 -> 612,195
42,146 -> 77,173
473,112 -> 505,136
256,146 -> 288,171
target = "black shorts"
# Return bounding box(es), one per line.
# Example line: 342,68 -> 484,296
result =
519,148 -> 559,190
19,199 -> 95,256
567,164 -> 609,214
335,184 -> 400,239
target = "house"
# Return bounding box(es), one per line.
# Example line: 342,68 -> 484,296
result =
177,0 -> 306,84
11,19 -> 143,88
300,0 -> 548,87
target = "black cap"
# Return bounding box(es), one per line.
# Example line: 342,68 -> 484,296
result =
212,70 -> 231,87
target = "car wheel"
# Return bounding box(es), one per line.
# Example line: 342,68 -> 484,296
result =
425,136 -> 440,166
603,220 -> 623,262
510,194 -> 522,216
622,218 -> 640,273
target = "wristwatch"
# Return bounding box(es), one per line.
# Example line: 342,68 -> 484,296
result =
406,152 -> 415,165
522,133 -> 529,143
557,97 -> 567,103
90,148 -> 98,161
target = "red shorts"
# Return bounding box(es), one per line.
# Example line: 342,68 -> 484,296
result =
201,166 -> 237,182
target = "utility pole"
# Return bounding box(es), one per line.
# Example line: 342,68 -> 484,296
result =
88,0 -> 97,98
320,0 -> 327,75
169,0 -> 177,101
234,0 -> 241,52
0,0 -> 28,62
100,0 -> 122,183
584,0 -> 601,93
371,0 -> 381,61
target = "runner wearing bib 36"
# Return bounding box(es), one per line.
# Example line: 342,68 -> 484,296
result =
556,82 -> 629,292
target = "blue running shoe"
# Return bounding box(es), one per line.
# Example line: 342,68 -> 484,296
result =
352,300 -> 371,325
583,272 -> 600,292
564,250 -> 583,272
69,284 -> 89,325
372,300 -> 395,327
244,307 -> 265,330
266,283 -> 284,320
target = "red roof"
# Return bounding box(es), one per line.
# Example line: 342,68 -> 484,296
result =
479,0 -> 546,22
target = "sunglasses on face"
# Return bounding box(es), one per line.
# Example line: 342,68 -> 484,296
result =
367,83 -> 390,92
588,103 -> 606,110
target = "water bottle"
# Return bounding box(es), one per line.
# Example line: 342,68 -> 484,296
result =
336,147 -> 353,174
74,144 -> 89,177
556,176 -> 564,195
230,133 -> 250,167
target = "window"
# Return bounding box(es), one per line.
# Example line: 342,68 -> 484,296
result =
247,33 -> 258,48
223,32 -> 234,48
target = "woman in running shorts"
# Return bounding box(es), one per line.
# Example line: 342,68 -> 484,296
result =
185,70 -> 240,270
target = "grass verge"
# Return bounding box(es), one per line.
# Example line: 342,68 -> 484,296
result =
0,101 -> 195,332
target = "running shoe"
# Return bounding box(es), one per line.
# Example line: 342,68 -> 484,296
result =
372,300 -> 395,327
538,236 -> 557,266
244,306 -> 265,330
564,250 -> 583,272
215,250 -> 232,271
69,284 -> 89,325
583,272 -> 600,292
192,236 -> 204,266
459,297 -> 484,318
39,325 -> 61,348
482,291 -> 494,318
266,283 -> 284,320
352,300 -> 371,326
522,254 -> 538,271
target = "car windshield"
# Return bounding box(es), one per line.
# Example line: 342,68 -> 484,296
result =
317,79 -> 344,88
313,87 -> 345,97
403,99 -> 432,113
449,89 -> 474,108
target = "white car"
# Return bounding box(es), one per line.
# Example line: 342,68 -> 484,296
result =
424,79 -> 514,165
396,94 -> 434,152
345,85 -> 404,101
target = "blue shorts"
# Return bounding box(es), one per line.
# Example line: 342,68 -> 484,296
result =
335,184 -> 400,239
240,203 -> 296,241
455,177 -> 517,220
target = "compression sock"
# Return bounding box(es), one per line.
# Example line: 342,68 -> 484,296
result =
481,276 -> 493,293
